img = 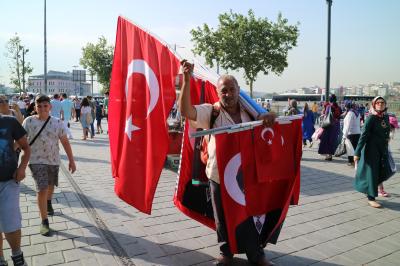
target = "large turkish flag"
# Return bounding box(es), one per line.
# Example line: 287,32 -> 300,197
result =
109,16 -> 180,214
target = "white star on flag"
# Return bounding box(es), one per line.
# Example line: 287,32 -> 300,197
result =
268,139 -> 272,145
125,115 -> 140,141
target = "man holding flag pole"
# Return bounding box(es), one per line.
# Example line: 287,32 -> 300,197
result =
178,60 -> 277,266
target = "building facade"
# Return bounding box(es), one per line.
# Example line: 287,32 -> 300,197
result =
28,70 -> 91,96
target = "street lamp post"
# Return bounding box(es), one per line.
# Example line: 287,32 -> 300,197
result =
22,47 -> 29,95
44,0 -> 47,95
325,0 -> 333,102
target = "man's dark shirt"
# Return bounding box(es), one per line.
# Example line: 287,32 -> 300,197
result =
0,115 -> 26,181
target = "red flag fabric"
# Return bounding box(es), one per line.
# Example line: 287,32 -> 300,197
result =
174,78 -> 219,229
244,119 -> 302,215
215,118 -> 302,254
109,16 -> 179,214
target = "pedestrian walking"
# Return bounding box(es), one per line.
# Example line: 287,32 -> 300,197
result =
80,97 -> 92,140
22,95 -> 76,236
318,94 -> 341,161
60,93 -> 74,139
0,110 -> 31,266
74,97 -> 81,122
342,102 -> 361,166
354,96 -> 390,208
302,103 -> 315,148
87,96 -> 96,138
95,100 -> 103,134
50,94 -> 62,119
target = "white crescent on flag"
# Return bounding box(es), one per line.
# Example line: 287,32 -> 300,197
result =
124,59 -> 160,140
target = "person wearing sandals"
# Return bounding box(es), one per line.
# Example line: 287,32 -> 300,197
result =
318,94 -> 341,161
354,96 -> 390,208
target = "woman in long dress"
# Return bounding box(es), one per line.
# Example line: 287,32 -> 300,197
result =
318,94 -> 341,160
302,103 -> 315,147
354,96 -> 390,208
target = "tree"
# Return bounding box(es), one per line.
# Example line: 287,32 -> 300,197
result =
191,10 -> 299,98
5,33 -> 33,94
80,36 -> 114,93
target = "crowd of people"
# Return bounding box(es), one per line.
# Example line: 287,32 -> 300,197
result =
284,94 -> 398,209
0,78 -> 398,265
0,92 -> 109,266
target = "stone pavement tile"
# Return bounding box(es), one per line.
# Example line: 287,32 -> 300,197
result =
366,251 -> 400,266
46,239 -> 75,253
90,244 -> 119,266
309,241 -> 344,258
333,248 -> 382,265
281,236 -> 315,252
168,250 -> 214,266
271,252 -> 329,266
313,255 -> 354,266
63,247 -> 95,262
196,233 -> 218,247
124,242 -> 147,257
160,238 -> 206,255
32,251 -> 65,266
30,232 -> 58,245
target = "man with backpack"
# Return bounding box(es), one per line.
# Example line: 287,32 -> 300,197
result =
0,106 -> 31,266
178,60 -> 275,266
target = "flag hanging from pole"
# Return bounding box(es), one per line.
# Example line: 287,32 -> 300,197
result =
109,16 -> 180,214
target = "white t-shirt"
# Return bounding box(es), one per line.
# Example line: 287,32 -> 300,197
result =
22,116 -> 66,165
17,100 -> 26,109
190,103 -> 252,184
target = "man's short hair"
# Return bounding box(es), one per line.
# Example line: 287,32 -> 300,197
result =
53,94 -> 59,99
35,95 -> 51,104
217,74 -> 239,89
62,93 -> 67,99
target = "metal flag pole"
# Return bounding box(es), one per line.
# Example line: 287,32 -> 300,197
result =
190,115 -> 304,138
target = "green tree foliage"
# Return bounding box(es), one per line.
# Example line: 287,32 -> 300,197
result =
191,10 -> 299,97
80,36 -> 114,93
5,33 -> 33,93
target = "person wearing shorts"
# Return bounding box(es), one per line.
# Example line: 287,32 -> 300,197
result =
22,95 -> 76,236
0,112 -> 31,266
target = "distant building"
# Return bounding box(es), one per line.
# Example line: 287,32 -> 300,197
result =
27,70 -> 91,96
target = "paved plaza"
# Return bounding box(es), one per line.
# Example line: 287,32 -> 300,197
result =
2,120 -> 400,266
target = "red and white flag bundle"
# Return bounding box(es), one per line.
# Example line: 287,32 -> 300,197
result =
109,16 -> 179,214
215,118 -> 302,253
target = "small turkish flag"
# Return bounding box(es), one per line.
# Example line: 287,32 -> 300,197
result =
109,17 -> 179,214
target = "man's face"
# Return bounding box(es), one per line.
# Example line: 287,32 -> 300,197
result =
217,78 -> 239,108
35,102 -> 51,116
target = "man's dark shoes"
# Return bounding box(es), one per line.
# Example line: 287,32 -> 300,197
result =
11,252 -> 27,266
40,219 -> 51,236
215,255 -> 233,265
47,200 -> 54,216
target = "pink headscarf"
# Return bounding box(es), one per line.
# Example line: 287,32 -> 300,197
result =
369,96 -> 386,117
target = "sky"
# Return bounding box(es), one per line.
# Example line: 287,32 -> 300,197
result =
0,0 -> 399,93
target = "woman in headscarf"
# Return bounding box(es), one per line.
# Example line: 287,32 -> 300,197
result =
354,96 -> 390,208
342,102 -> 361,166
318,94 -> 342,160
302,103 -> 315,147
